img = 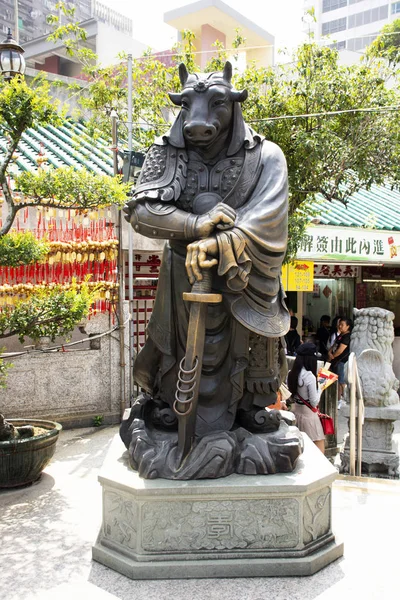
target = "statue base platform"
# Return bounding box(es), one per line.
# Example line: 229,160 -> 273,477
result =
92,434 -> 343,579
340,404 -> 400,478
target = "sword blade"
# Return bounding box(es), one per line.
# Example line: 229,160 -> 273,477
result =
176,301 -> 208,461
173,270 -> 222,465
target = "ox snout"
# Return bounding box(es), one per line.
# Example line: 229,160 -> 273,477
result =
183,122 -> 217,143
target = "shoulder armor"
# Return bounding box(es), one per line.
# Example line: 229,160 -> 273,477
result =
134,143 -> 188,203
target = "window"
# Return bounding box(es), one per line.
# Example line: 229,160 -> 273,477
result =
323,0 -> 347,13
392,2 -> 400,15
347,33 -> 378,52
330,40 -> 347,50
348,5 -> 389,29
322,17 -> 347,35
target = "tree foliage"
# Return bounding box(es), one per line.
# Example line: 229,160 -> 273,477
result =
235,42 -> 400,257
367,18 -> 400,66
15,167 -> 128,210
0,5 -> 130,357
0,231 -> 49,266
0,350 -> 12,387
0,74 -> 130,236
0,279 -> 97,343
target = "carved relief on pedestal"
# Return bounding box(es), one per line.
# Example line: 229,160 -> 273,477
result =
141,499 -> 300,552
351,308 -> 399,407
103,491 -> 138,550
303,487 -> 331,545
362,421 -> 393,452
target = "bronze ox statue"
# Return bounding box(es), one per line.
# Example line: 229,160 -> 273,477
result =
121,62 -> 303,479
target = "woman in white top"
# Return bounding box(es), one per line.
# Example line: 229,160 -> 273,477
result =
287,342 -> 325,454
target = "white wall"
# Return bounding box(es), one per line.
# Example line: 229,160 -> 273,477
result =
96,22 -> 148,66
307,0 -> 395,63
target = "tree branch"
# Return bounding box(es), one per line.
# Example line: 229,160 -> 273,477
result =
0,129 -> 24,235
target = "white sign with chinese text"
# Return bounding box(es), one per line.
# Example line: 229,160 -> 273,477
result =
297,226 -> 400,263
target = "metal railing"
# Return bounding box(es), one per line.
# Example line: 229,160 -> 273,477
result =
347,351 -> 365,476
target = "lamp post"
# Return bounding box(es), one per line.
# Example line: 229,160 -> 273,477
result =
0,29 -> 25,81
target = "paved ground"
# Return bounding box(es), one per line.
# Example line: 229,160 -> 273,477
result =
1,411 -> 400,600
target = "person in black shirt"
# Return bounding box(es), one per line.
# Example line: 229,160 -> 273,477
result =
328,317 -> 352,400
316,315 -> 331,362
285,316 -> 301,356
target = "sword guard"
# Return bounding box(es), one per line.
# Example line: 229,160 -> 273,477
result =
183,291 -> 222,303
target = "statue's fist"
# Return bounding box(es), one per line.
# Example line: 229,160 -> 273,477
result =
186,237 -> 218,284
194,203 -> 236,238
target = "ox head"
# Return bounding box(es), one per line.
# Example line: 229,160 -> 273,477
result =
167,62 -> 249,155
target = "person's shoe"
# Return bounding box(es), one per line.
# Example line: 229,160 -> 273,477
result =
338,397 -> 344,410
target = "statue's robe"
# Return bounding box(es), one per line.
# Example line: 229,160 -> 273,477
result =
132,123 -> 290,434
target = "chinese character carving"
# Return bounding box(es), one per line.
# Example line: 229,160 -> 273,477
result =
207,513 -> 233,537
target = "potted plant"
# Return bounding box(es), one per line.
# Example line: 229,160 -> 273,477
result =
0,414 -> 62,488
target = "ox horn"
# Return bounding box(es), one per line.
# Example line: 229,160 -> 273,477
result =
223,61 -> 232,84
178,63 -> 189,87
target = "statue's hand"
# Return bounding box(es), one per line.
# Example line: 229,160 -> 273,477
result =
186,238 -> 218,284
194,203 -> 236,239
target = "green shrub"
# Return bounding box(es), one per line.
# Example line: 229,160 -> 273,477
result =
0,279 -> 97,343
0,231 -> 49,266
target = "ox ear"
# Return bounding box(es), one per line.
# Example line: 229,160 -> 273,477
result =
178,63 -> 189,87
232,89 -> 248,103
223,61 -> 232,84
168,92 -> 182,106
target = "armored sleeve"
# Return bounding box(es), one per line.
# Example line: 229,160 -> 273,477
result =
126,199 -> 198,240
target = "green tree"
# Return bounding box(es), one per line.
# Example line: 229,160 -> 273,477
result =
367,18 -> 400,66
0,73 -> 130,356
0,279 -> 97,343
235,42 -> 400,257
0,74 -> 129,237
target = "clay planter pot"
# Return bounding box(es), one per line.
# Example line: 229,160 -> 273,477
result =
0,419 -> 62,488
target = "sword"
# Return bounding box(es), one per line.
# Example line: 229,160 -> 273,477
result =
173,269 -> 222,465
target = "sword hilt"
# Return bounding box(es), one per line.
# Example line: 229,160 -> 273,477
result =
183,269 -> 222,304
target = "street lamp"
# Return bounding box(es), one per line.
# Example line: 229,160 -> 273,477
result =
0,29 -> 26,81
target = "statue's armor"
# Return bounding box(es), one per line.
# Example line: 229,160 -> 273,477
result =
176,151 -> 244,213
129,142 -> 263,237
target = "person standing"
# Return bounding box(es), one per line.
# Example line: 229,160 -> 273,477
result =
327,315 -> 342,353
285,316 -> 301,356
287,343 -> 325,453
328,318 -> 352,403
316,315 -> 331,362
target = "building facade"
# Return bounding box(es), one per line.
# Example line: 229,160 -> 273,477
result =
1,0 -> 132,44
164,0 -> 275,68
304,0 -> 400,61
1,1 -> 145,77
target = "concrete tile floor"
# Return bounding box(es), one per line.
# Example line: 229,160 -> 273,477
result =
1,415 -> 399,600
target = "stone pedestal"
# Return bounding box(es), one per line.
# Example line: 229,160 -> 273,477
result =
340,405 -> 400,478
92,434 -> 343,578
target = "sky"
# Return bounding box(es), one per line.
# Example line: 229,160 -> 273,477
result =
100,0 -> 307,57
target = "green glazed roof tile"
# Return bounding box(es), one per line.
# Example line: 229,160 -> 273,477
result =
309,182 -> 400,231
0,120 -> 116,177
